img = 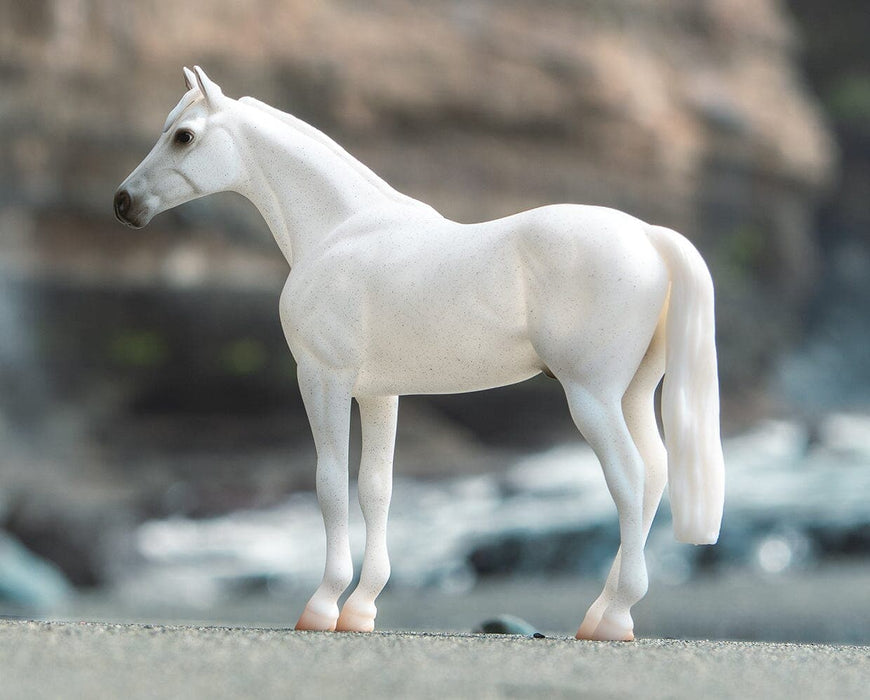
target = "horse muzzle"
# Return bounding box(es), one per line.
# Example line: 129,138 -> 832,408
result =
113,188 -> 145,228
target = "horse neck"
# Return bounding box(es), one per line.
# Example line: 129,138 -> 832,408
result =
231,100 -> 420,267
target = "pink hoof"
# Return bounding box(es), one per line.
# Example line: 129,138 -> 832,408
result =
336,606 -> 376,633
575,614 -> 634,642
295,605 -> 339,632
575,608 -> 603,640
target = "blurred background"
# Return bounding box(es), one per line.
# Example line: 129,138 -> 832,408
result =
0,0 -> 867,643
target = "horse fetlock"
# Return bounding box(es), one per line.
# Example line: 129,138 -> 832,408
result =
323,567 -> 354,597
616,567 -> 648,607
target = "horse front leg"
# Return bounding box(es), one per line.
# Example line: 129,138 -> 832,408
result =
295,362 -> 355,632
336,395 -> 399,632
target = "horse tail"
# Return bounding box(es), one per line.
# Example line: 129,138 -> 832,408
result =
646,225 -> 724,545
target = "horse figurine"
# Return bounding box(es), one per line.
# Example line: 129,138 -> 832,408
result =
115,67 -> 724,641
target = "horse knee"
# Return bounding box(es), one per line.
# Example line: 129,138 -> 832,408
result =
358,470 -> 392,511
315,458 -> 348,508
361,561 -> 391,597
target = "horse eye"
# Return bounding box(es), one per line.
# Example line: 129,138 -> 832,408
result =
175,129 -> 194,145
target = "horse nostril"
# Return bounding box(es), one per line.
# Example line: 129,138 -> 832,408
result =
114,189 -> 132,221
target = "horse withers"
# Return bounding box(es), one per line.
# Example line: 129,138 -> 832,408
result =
115,67 -> 724,641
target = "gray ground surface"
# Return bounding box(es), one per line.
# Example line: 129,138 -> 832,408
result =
50,563 -> 870,645
1,620 -> 867,700
3,565 -> 868,699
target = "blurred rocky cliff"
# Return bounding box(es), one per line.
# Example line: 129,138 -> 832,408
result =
0,1 -> 840,587
776,0 -> 870,412
1,0 -> 835,396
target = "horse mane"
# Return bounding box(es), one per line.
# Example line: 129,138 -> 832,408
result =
238,96 -> 435,212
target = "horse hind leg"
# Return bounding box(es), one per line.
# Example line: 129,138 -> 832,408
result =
336,395 -> 399,632
575,320 -> 667,640
559,376 -> 647,641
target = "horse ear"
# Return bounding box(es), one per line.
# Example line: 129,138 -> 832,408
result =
193,66 -> 224,108
183,67 -> 197,91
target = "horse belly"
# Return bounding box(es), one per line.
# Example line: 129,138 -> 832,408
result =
354,274 -> 540,396
355,336 -> 540,396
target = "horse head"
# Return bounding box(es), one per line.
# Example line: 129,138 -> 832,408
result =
114,67 -> 245,228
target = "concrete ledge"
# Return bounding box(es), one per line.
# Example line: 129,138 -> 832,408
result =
1,620 -> 867,699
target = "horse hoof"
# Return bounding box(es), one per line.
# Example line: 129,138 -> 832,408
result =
295,605 -> 339,632
575,614 -> 634,642
575,609 -> 603,640
335,607 -> 376,633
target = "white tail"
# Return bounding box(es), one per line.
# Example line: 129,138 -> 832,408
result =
646,225 -> 725,544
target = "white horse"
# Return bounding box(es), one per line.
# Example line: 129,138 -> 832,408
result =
115,67 -> 724,641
